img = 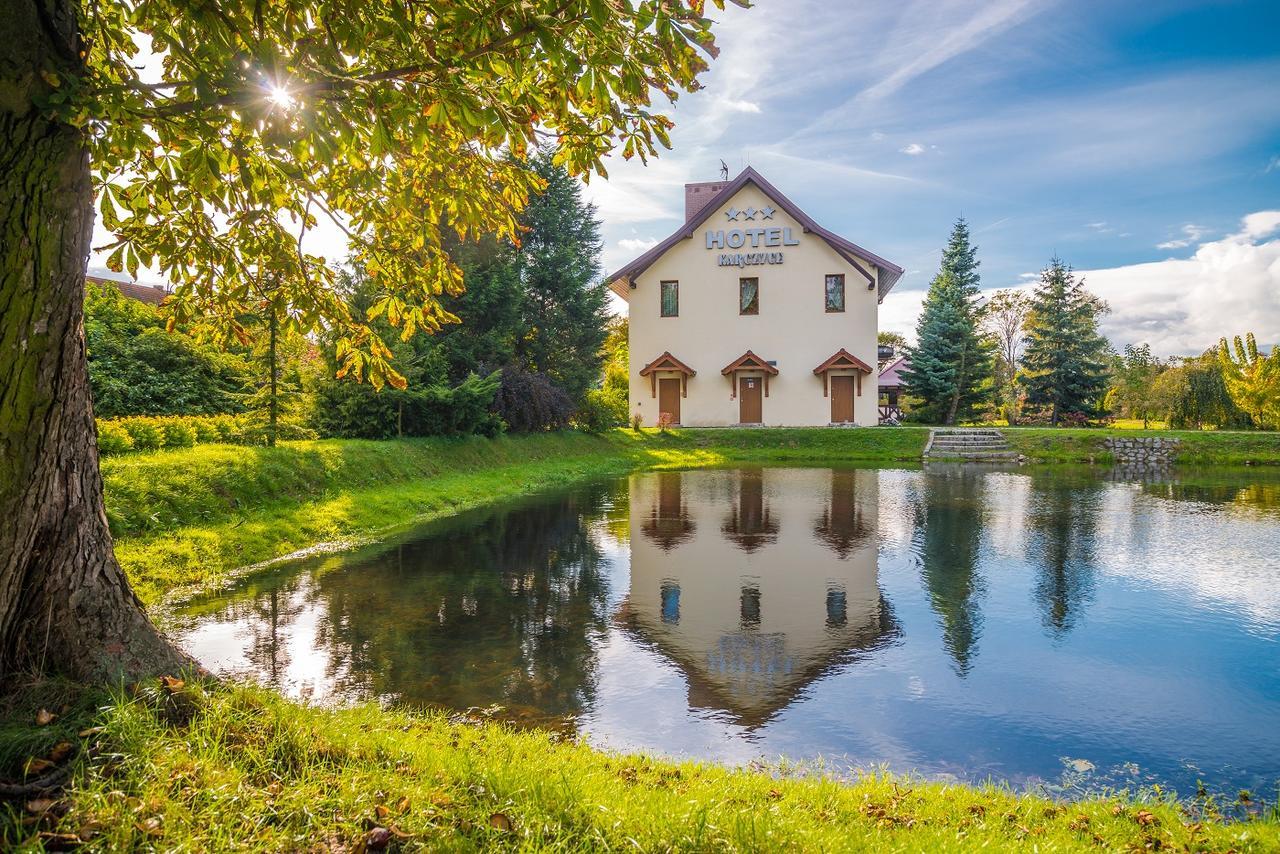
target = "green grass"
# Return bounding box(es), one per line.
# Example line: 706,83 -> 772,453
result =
4,680 -> 1277,852
104,428 -> 930,606
999,426 -> 1280,465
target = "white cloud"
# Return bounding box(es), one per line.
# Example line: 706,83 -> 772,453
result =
1265,154 -> 1280,174
719,98 -> 762,114
1155,223 -> 1211,250
1079,210 -> 1280,356
618,237 -> 659,253
900,142 -> 926,156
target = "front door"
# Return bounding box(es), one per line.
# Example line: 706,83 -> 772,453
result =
830,375 -> 855,423
739,375 -> 762,424
658,377 -> 681,425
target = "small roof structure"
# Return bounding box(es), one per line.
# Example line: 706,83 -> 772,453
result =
879,355 -> 910,389
721,350 -> 778,376
606,167 -> 904,302
812,348 -> 874,375
87,275 -> 170,305
638,351 -> 696,377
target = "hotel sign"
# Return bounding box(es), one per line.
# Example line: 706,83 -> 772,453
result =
705,205 -> 799,267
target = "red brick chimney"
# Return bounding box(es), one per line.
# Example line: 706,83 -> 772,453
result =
684,180 -> 730,221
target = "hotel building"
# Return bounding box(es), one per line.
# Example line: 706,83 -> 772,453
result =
607,167 -> 903,427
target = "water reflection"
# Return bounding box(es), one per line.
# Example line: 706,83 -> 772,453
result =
620,469 -> 898,727
911,465 -> 986,674
180,490 -> 612,722
172,464 -> 1280,798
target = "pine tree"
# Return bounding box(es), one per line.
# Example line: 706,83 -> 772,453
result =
1021,258 -> 1110,425
901,218 -> 994,424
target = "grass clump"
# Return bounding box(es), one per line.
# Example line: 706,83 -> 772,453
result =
4,680 -> 1277,852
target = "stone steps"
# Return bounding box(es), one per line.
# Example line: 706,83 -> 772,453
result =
925,429 -> 1019,461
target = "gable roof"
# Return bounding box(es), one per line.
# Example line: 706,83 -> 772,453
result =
606,166 -> 904,302
813,348 -> 874,374
878,355 -> 910,387
638,351 -> 697,376
721,350 -> 779,375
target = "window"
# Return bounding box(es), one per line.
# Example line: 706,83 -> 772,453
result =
660,280 -> 679,317
739,277 -> 759,315
740,585 -> 761,629
824,274 -> 845,312
660,582 -> 681,624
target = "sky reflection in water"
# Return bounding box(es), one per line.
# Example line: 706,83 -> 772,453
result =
173,465 -> 1280,798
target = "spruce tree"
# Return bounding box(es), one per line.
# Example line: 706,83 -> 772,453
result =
1021,258 -> 1110,425
901,218 -> 994,424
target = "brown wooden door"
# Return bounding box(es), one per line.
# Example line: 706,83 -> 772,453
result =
739,376 -> 762,424
658,377 -> 681,425
830,375 -> 855,423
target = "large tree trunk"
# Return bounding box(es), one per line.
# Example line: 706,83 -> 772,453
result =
0,0 -> 188,683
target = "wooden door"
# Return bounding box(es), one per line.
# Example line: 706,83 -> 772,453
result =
739,376 -> 762,424
830,375 -> 855,423
658,377 -> 681,425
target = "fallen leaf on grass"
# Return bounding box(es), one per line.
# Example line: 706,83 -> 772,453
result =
135,817 -> 162,837
375,804 -> 391,820
36,708 -> 56,726
26,798 -> 57,814
25,757 -> 56,775
48,741 -> 74,762
394,795 -> 411,813
159,676 -> 185,692
363,826 -> 392,851
489,812 -> 514,832
77,726 -> 105,738
1134,810 -> 1158,826
37,831 -> 82,851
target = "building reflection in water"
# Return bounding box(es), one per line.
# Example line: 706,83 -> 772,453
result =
720,468 -> 779,553
640,472 -> 697,551
622,468 -> 898,727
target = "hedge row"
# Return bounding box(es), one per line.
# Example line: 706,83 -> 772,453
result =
96,414 -> 315,455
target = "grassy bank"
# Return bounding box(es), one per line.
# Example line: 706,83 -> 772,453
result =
4,680 -> 1276,852
1000,426 -> 1280,465
104,428 -> 929,606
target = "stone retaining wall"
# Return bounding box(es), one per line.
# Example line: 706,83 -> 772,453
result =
1103,437 -> 1180,468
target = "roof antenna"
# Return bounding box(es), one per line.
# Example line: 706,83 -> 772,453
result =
719,159 -> 729,181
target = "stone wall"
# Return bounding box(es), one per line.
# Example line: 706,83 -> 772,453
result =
1103,437 -> 1181,468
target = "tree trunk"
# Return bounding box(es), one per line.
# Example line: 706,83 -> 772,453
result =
267,307 -> 279,447
0,0 -> 189,684
945,346 -> 968,427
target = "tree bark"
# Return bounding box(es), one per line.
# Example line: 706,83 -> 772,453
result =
0,0 -> 189,683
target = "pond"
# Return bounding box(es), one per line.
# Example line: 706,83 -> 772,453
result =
172,465 -> 1280,799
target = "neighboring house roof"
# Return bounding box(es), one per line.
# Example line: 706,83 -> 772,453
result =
87,275 -> 170,305
812,348 -> 874,375
878,355 -> 910,387
606,166 -> 904,303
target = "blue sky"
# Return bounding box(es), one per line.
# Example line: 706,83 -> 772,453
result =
587,0 -> 1280,355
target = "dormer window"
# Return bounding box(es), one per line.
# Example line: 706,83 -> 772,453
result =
739,277 -> 759,315
825,274 -> 846,312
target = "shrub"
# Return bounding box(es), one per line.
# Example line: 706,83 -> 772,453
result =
491,367 -> 574,433
310,372 -> 502,439
189,417 -> 222,443
156,417 -> 197,449
573,388 -> 621,433
631,412 -> 643,431
120,417 -> 164,451
97,421 -> 135,456
210,414 -> 244,443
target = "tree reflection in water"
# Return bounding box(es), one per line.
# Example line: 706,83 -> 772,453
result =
1025,471 -> 1100,637
912,465 -> 987,675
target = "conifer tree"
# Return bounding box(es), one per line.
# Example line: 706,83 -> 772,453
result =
1021,259 -> 1110,425
901,218 -> 994,424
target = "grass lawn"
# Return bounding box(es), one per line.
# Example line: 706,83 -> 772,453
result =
999,426 -> 1280,465
4,681 -> 1276,852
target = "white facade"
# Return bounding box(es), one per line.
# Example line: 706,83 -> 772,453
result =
608,168 -> 903,427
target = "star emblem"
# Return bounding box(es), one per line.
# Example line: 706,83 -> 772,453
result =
760,205 -> 775,219
743,207 -> 757,220
725,207 -> 741,221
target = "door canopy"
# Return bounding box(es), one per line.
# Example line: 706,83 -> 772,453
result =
722,350 -> 778,399
813,348 -> 873,397
639,351 -> 696,398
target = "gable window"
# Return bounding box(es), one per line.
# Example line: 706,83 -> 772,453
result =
739,277 -> 759,315
660,280 -> 679,317
825,274 -> 845,312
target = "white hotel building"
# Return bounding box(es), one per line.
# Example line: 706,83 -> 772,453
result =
607,167 -> 903,427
